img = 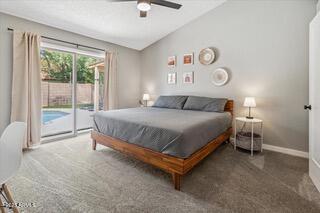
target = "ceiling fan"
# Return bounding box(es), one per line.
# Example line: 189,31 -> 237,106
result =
112,0 -> 182,18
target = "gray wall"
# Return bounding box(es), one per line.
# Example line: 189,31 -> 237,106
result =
140,0 -> 317,152
0,13 -> 141,133
317,0 -> 320,12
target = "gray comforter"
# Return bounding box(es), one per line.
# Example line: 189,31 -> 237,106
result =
93,107 -> 232,158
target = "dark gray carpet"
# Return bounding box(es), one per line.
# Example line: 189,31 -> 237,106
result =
7,134 -> 320,213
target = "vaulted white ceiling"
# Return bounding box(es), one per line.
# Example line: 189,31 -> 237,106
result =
0,0 -> 225,50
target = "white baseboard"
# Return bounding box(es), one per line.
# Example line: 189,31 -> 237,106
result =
229,137 -> 308,158
310,159 -> 320,192
262,144 -> 309,159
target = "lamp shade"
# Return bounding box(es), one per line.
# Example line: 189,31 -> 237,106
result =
243,97 -> 256,108
143,94 -> 150,101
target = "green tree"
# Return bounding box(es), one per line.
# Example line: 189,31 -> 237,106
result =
41,49 -> 98,84
77,55 -> 96,84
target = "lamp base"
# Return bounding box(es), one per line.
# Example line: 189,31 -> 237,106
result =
246,116 -> 254,119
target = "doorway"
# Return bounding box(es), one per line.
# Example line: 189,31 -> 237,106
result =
309,10 -> 320,192
40,45 -> 104,139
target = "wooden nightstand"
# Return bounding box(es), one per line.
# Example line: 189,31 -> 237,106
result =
234,117 -> 263,156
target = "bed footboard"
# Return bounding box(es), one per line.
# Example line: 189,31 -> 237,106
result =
91,128 -> 232,190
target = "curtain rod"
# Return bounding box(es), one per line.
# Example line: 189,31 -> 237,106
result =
7,28 -> 105,52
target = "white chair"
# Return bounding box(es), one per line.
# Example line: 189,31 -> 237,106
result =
0,122 -> 26,213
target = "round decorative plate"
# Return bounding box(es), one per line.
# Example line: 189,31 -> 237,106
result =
212,68 -> 228,86
199,48 -> 215,65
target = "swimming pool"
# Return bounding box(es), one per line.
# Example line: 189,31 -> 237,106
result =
42,111 -> 69,124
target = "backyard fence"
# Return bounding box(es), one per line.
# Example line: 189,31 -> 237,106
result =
41,82 -> 94,107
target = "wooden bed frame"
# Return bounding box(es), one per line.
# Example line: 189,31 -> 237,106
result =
91,100 -> 233,190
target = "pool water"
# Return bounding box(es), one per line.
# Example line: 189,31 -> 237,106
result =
42,111 -> 69,124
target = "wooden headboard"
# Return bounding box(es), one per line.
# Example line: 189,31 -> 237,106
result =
224,100 -> 234,116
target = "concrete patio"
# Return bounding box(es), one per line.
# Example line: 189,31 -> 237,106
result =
42,108 -> 94,137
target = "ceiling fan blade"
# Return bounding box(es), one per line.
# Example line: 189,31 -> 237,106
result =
140,11 -> 147,17
151,0 -> 182,9
109,0 -> 136,2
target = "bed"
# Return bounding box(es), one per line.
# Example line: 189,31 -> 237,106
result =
91,96 -> 233,190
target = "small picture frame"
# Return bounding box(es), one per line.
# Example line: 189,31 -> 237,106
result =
167,56 -> 176,68
183,72 -> 194,84
183,53 -> 194,65
168,72 -> 177,84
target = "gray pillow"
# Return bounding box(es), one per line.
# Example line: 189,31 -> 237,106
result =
183,96 -> 228,112
152,96 -> 188,109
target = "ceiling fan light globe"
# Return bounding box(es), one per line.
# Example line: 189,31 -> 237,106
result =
137,2 -> 151,12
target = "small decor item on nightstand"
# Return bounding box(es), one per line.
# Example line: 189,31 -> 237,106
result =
143,94 -> 150,107
139,100 -> 144,107
243,97 -> 256,119
236,132 -> 262,151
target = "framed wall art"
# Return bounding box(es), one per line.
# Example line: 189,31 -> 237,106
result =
167,56 -> 176,68
183,53 -> 194,65
168,72 -> 177,84
183,72 -> 194,84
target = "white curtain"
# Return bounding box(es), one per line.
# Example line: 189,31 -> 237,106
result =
103,52 -> 118,110
11,32 -> 41,148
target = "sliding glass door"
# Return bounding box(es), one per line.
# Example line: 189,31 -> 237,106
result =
40,48 -> 75,137
76,54 -> 100,131
40,47 -> 104,139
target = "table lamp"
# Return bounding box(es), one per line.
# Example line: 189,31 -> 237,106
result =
243,97 -> 256,119
143,94 -> 150,107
